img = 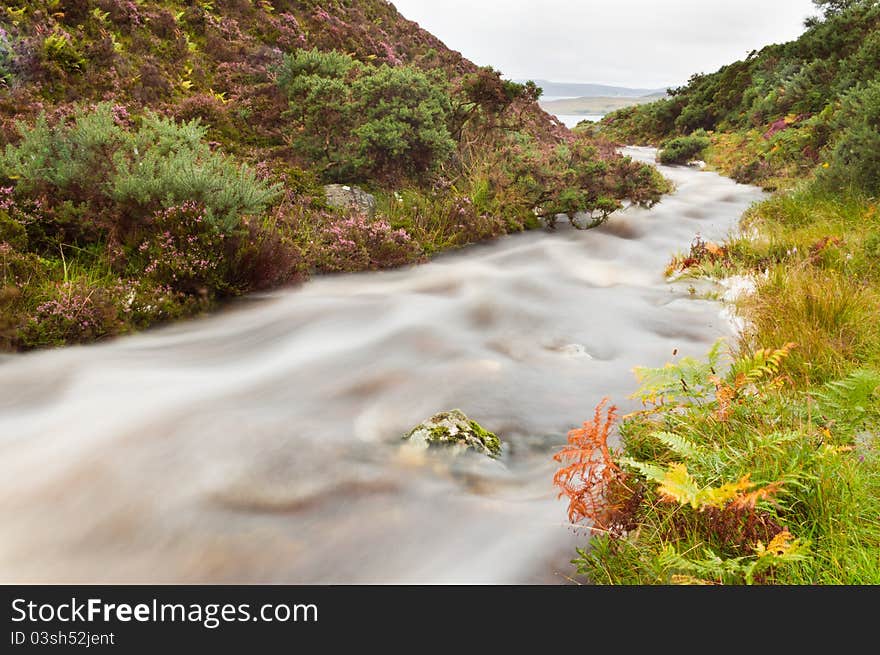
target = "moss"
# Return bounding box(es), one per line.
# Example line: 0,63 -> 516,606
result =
403,410 -> 502,458
468,419 -> 501,457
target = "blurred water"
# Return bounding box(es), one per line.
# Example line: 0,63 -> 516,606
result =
0,148 -> 764,583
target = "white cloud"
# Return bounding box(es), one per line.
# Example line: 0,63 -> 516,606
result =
391,0 -> 817,87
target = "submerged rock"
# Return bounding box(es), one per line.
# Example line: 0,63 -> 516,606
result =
324,184 -> 377,218
403,410 -> 502,458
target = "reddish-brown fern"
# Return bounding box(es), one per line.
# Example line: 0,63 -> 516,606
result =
553,398 -> 623,533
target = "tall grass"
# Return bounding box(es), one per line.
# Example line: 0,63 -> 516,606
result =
562,182 -> 880,585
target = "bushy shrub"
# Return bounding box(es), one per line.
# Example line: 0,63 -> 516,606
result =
658,133 -> 710,165
455,66 -> 541,128
1,104 -> 279,233
278,48 -> 455,182
138,202 -> 230,297
227,215 -> 307,292
0,209 -> 27,251
316,213 -> 421,272
40,29 -> 85,73
111,114 -> 279,231
823,80 -> 880,194
485,132 -> 667,228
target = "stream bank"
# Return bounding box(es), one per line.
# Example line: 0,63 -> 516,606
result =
0,148 -> 764,583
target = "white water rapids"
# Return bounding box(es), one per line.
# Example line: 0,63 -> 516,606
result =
0,148 -> 764,583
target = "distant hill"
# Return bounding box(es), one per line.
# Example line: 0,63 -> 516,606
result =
523,80 -> 668,98
540,94 -> 666,116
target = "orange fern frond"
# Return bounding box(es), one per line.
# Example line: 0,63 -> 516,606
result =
729,480 -> 785,510
552,398 -> 622,532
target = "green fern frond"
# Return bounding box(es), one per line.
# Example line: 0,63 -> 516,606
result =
619,458 -> 668,482
728,343 -> 796,385
813,368 -> 880,433
631,339 -> 729,406
653,431 -> 703,460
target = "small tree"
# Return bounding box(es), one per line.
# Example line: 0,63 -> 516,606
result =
278,49 -> 455,182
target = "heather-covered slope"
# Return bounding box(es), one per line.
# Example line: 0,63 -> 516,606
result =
0,1 -> 668,350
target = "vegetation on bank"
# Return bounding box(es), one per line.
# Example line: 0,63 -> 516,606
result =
0,1 -> 667,350
556,0 -> 880,584
601,0 -> 880,187
656,132 -> 709,165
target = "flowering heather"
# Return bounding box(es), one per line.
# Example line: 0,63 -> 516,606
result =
314,8 -> 333,23
379,41 -> 403,66
319,214 -> 421,272
139,203 -> 228,296
110,104 -> 131,127
276,13 -> 308,49
20,281 -> 120,347
0,187 -> 14,212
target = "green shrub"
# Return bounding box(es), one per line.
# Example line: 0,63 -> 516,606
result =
138,202 -> 231,297
111,113 -> 279,231
658,133 -> 711,165
41,29 -> 85,73
278,48 -> 455,182
1,104 -> 279,233
0,210 -> 27,250
823,80 -> 880,194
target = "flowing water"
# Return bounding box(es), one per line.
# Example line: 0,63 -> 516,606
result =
0,148 -> 764,583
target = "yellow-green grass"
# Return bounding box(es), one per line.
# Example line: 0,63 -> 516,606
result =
572,182 -> 880,585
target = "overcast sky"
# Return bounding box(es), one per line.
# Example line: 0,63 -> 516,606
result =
391,0 -> 818,89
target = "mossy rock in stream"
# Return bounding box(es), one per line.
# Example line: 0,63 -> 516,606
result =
403,410 -> 502,459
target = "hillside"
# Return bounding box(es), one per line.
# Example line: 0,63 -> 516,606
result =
0,0 -> 667,350
567,0 -> 880,584
600,0 -> 880,189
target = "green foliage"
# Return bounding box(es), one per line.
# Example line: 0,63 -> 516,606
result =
41,29 -> 85,73
813,369 -> 880,433
572,342 -> 880,584
658,133 -> 710,165
278,48 -> 455,181
351,64 -> 454,177
631,339 -> 726,406
822,80 -> 880,194
2,104 -> 279,232
111,114 -> 279,232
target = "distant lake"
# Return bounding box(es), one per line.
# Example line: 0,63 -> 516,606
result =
540,95 -> 604,128
554,114 -> 603,128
